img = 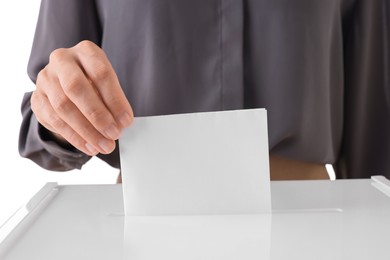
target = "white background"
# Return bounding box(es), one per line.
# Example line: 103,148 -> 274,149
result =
0,1 -> 335,228
0,1 -> 119,227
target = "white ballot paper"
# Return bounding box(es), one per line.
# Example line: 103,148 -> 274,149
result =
119,108 -> 271,216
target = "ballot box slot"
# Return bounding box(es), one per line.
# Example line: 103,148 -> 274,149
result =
272,208 -> 343,214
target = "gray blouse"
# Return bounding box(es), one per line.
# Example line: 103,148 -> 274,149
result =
19,0 -> 390,179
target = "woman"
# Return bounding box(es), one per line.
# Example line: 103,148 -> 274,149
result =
19,0 -> 390,180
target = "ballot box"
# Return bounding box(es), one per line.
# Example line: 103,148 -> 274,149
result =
1,176 -> 390,260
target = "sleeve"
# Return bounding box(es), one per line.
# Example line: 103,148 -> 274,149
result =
334,0 -> 390,179
18,0 -> 103,171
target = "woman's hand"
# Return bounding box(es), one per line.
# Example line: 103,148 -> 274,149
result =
31,40 -> 134,156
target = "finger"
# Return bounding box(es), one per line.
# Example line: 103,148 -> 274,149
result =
37,69 -> 116,154
31,90 -> 98,156
73,41 -> 134,129
49,48 -> 122,141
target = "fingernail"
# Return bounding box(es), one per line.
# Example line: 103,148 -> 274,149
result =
98,139 -> 115,154
118,112 -> 133,128
105,124 -> 121,140
85,143 -> 98,155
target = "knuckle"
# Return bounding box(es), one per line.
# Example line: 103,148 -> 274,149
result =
62,75 -> 84,94
30,92 -> 39,111
36,67 -> 49,86
31,91 -> 44,113
48,114 -> 65,130
76,40 -> 102,59
76,40 -> 97,51
66,131 -> 84,149
79,125 -> 96,139
90,63 -> 111,81
51,94 -> 71,113
88,108 -> 107,124
49,48 -> 68,63
106,96 -> 122,110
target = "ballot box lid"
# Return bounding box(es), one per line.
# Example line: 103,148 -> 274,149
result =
1,176 -> 390,260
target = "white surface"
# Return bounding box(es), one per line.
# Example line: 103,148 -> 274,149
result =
0,185 -> 125,260
124,215 -> 271,260
0,1 -> 119,228
120,109 -> 271,215
0,183 -> 58,253
1,178 -> 390,260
